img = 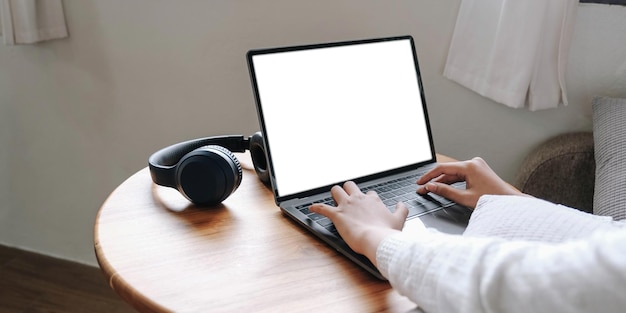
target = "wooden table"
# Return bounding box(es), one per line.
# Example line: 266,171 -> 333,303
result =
95,152 -> 457,313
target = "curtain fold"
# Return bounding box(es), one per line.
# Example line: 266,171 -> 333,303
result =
444,0 -> 579,111
0,0 -> 68,45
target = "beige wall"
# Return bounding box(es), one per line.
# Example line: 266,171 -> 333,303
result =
0,1 -> 625,265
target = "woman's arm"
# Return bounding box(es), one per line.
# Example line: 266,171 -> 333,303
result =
378,222 -> 626,313
310,158 -> 626,312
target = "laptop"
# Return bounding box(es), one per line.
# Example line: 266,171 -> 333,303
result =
246,35 -> 471,280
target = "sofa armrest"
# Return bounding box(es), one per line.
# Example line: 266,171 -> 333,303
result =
514,132 -> 595,214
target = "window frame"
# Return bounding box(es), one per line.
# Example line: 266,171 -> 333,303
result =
580,0 -> 626,5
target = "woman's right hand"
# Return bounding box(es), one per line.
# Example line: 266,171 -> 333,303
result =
416,157 -> 524,209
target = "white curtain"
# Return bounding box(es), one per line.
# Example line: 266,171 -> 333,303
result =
443,0 -> 579,111
0,0 -> 68,45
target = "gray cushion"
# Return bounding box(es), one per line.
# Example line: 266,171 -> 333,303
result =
592,96 -> 626,220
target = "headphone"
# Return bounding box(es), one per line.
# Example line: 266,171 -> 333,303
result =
148,132 -> 270,206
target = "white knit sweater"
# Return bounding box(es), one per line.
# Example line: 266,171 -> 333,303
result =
376,195 -> 626,313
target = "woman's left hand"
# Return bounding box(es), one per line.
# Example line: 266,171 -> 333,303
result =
309,181 -> 409,266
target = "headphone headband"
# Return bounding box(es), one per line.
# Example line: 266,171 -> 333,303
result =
148,135 -> 248,188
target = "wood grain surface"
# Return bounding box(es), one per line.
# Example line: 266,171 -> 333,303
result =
95,153 -> 457,312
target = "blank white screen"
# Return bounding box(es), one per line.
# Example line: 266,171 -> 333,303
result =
252,39 -> 433,197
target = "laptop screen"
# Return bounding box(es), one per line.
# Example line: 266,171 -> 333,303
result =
248,36 -> 435,201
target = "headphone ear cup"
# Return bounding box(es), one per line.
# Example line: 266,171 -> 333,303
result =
176,145 -> 242,206
249,132 -> 271,187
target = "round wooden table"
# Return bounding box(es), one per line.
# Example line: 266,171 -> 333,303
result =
95,152 -> 456,312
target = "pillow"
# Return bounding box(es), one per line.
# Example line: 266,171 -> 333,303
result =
592,96 -> 626,220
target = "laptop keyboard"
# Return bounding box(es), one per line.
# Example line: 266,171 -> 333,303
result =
294,173 -> 463,236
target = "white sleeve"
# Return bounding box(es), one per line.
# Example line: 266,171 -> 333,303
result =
464,195 -> 624,242
376,196 -> 626,313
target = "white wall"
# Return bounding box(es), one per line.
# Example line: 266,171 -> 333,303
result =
0,1 -> 624,266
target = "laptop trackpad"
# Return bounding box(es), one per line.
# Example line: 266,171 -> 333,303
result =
417,205 -> 471,235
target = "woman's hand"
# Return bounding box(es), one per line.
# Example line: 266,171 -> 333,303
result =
309,181 -> 409,266
310,158 -> 522,265
417,157 -> 524,209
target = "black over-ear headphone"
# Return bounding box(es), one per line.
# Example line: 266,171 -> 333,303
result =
148,132 -> 270,206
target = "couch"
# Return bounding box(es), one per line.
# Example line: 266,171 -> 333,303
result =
513,96 -> 626,221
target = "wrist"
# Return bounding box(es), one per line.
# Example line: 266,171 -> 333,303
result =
359,228 -> 402,267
